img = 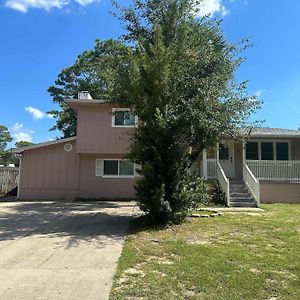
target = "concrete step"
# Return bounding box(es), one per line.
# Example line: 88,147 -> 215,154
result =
230,202 -> 257,208
230,198 -> 255,203
230,192 -> 251,196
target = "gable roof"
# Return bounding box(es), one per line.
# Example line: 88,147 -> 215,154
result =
12,137 -> 77,153
250,127 -> 300,138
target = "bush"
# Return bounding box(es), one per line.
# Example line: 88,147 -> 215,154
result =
180,176 -> 210,210
211,180 -> 226,205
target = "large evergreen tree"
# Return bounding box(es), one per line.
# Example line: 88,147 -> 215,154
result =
49,0 -> 261,222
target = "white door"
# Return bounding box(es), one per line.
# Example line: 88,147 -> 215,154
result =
219,142 -> 235,179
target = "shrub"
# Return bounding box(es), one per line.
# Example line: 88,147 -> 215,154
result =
180,176 -> 210,210
211,180 -> 226,205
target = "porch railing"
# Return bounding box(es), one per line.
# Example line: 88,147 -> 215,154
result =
243,162 -> 260,206
217,162 -> 230,206
246,160 -> 300,182
207,159 -> 217,179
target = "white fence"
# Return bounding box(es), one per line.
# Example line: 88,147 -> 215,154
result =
217,162 -> 230,206
246,160 -> 300,182
0,167 -> 19,196
243,162 -> 260,206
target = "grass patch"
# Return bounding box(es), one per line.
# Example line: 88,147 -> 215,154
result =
110,204 -> 300,300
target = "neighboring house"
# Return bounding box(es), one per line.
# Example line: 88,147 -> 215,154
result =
14,92 -> 300,206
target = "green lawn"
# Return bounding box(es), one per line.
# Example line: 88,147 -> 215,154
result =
110,204 -> 300,300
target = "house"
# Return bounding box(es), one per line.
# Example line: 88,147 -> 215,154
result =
14,92 -> 300,206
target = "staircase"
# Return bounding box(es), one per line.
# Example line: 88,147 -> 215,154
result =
229,181 -> 257,207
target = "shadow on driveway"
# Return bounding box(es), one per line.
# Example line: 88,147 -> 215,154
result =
0,200 -> 139,248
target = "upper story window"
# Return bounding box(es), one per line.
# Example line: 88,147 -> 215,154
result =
246,141 -> 290,161
112,108 -> 137,127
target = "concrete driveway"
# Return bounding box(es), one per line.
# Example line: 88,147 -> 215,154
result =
0,200 -> 139,300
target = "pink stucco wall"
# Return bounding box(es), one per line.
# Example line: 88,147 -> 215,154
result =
78,154 -> 137,199
76,105 -> 134,154
18,140 -> 80,200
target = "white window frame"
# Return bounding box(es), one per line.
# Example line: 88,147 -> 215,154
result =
246,139 -> 291,161
112,108 -> 138,128
95,159 -> 138,178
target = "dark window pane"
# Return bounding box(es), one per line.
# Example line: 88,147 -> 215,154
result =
276,142 -> 289,160
114,111 -> 125,126
246,142 -> 259,160
219,144 -> 229,160
119,161 -> 134,175
104,160 -> 118,175
124,112 -> 135,126
261,142 -> 274,160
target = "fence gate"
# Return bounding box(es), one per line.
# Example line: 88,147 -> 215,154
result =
0,167 -> 19,196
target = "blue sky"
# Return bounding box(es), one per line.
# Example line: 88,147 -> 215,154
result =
0,0 -> 299,145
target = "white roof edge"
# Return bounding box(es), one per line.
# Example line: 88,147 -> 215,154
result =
13,137 -> 77,153
65,99 -> 110,104
250,134 -> 300,138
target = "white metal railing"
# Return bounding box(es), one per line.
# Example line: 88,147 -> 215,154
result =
207,159 -> 217,179
243,162 -> 260,206
217,162 -> 230,206
246,160 -> 300,182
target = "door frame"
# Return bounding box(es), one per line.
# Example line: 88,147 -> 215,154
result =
219,141 -> 235,179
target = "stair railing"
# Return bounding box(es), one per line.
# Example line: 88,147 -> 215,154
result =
217,162 -> 230,207
243,162 -> 260,207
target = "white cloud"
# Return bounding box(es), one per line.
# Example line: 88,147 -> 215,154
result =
254,90 -> 264,97
5,0 -> 97,13
25,106 -> 45,120
25,106 -> 53,120
11,122 -> 24,132
10,122 -> 33,142
196,0 -> 230,17
13,132 -> 33,142
75,0 -> 94,5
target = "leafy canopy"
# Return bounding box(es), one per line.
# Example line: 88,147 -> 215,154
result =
15,141 -> 34,148
48,39 -> 129,137
0,125 -> 12,152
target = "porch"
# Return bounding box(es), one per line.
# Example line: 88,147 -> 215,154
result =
200,138 -> 300,207
205,159 -> 300,183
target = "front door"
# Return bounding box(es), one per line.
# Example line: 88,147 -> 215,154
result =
219,142 -> 235,179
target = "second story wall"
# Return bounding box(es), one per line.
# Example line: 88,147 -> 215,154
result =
76,104 -> 133,154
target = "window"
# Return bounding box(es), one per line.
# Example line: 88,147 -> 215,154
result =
245,140 -> 290,161
119,160 -> 134,175
104,160 -> 118,175
96,159 -> 134,177
246,142 -> 259,160
219,144 -> 229,160
112,109 -> 136,127
261,142 -> 274,160
276,142 -> 289,160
